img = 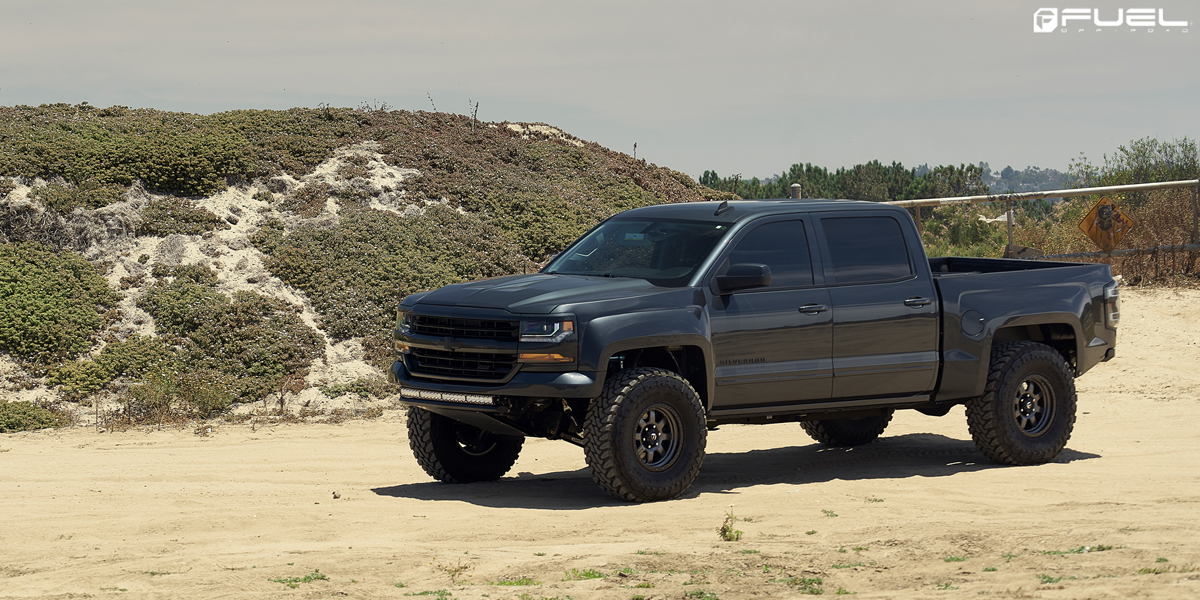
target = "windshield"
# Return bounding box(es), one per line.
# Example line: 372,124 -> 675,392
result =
545,218 -> 731,286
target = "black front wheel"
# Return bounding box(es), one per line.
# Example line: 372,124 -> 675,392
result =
584,368 -> 707,502
966,341 -> 1076,465
407,407 -> 524,483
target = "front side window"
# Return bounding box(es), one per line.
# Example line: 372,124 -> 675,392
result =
545,219 -> 730,286
822,216 -> 912,284
724,220 -> 813,288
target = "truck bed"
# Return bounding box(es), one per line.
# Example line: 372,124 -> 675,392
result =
928,256 -> 1100,277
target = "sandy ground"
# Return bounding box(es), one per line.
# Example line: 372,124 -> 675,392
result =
2,288 -> 1198,599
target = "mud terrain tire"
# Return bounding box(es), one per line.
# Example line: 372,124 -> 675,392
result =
407,407 -> 524,483
966,341 -> 1076,465
584,368 -> 707,502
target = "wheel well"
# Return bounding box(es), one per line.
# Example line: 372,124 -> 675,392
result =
606,345 -> 708,405
992,324 -> 1077,372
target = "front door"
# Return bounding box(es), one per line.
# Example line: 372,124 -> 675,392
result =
708,218 -> 834,408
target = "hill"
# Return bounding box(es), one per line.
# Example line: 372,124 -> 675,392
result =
0,103 -> 731,426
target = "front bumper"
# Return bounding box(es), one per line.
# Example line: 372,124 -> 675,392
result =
388,360 -> 603,404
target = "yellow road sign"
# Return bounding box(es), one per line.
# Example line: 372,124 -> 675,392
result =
1078,197 -> 1134,253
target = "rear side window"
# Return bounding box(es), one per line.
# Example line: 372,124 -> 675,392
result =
822,216 -> 912,284
726,220 -> 813,288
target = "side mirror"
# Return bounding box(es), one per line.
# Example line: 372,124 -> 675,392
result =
715,263 -> 772,294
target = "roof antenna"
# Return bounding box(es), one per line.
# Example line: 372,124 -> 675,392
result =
714,200 -> 734,216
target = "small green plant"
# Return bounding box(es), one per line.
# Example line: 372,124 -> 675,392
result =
983,567 -> 997,572
822,509 -> 838,518
780,577 -> 823,595
936,582 -> 959,590
1002,553 -> 1019,562
683,590 -> 719,600
633,582 -> 653,588
806,530 -> 817,535
945,556 -> 967,562
635,550 -> 663,555
852,546 -> 869,552
394,582 -> 407,588
865,496 -> 883,503
404,590 -> 451,598
534,552 -> 546,556
492,576 -> 539,586
562,568 -> 604,581
1038,574 -> 1063,584
833,562 -> 865,569
1156,557 -> 1169,563
836,587 -> 855,595
741,549 -> 759,554
717,509 -> 743,542
269,569 -> 328,588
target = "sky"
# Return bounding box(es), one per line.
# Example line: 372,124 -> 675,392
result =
1,1 -> 1196,180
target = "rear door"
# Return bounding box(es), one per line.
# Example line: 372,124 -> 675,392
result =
707,217 -> 833,408
815,212 -> 939,399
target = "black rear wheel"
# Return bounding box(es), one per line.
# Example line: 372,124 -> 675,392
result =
407,407 -> 524,483
966,341 -> 1076,465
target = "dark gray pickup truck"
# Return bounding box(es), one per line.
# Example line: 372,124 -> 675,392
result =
389,199 -> 1119,502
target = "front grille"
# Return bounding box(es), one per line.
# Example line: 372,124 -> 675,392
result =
411,315 -> 519,341
409,348 -> 516,380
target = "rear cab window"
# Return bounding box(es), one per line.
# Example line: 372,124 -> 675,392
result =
820,216 -> 914,284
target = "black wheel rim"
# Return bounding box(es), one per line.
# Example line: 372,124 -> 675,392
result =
455,426 -> 498,456
634,403 -> 682,471
1012,374 -> 1054,436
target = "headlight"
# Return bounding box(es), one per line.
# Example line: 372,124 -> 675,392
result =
397,310 -> 413,334
519,319 -> 575,343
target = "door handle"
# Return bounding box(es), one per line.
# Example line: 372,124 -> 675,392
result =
799,304 -> 829,314
904,297 -> 933,307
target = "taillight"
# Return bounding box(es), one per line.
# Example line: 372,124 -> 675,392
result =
1103,282 -> 1120,329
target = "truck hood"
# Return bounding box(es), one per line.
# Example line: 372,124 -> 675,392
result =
410,273 -> 671,314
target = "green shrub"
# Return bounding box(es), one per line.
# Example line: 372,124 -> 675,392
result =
0,242 -> 121,370
0,104 -> 251,196
120,368 -> 236,423
29,180 -> 126,213
137,196 -> 228,236
47,335 -> 177,400
137,273 -> 324,400
137,275 -> 228,335
276,182 -> 330,217
253,204 -> 530,339
319,377 -> 391,399
0,400 -> 68,432
151,262 -> 219,286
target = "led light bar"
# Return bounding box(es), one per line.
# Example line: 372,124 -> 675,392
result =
399,387 -> 494,405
